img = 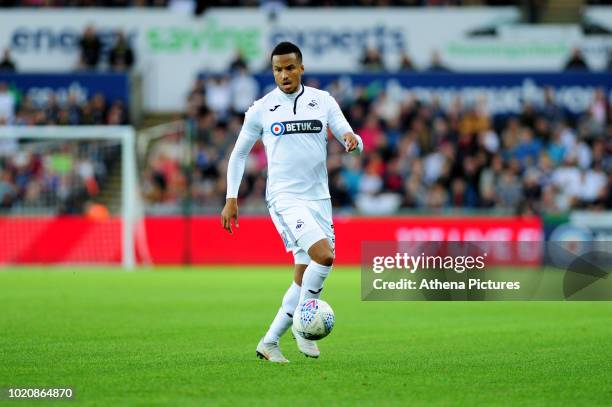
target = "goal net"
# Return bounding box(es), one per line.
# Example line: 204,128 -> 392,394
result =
0,126 -> 136,268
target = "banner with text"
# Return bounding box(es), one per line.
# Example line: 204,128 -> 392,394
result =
3,8 -> 610,111
0,72 -> 130,108
0,215 -> 543,265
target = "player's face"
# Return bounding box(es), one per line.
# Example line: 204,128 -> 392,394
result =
272,53 -> 304,94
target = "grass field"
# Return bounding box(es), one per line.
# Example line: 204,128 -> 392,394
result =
1,267 -> 611,406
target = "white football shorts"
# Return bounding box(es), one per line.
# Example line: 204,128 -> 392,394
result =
268,198 -> 335,265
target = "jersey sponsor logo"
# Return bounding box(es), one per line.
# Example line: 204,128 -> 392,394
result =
270,120 -> 323,136
269,104 -> 281,111
296,219 -> 304,230
271,122 -> 286,136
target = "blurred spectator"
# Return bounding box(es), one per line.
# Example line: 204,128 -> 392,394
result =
79,25 -> 102,69
0,169 -> 15,208
524,0 -> 545,23
90,93 -> 108,124
607,49 -> 612,71
576,164 -> 607,206
427,50 -> 450,72
106,100 -> 129,124
205,75 -> 231,121
589,88 -> 608,128
230,67 -> 258,114
0,48 -> 16,71
398,50 -> 416,71
0,82 -> 16,124
564,48 -> 589,71
540,87 -> 564,123
495,167 -> 522,209
229,50 -> 248,73
360,46 -> 385,71
359,113 -> 385,152
108,31 -> 135,71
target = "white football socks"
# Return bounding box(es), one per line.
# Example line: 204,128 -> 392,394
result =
299,261 -> 332,303
263,262 -> 333,344
263,281 -> 300,344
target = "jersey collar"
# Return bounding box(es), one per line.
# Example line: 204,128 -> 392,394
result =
276,83 -> 303,101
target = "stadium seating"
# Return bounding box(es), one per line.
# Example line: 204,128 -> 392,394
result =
140,72 -> 611,215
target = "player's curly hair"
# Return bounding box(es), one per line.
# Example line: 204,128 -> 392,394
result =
270,42 -> 302,63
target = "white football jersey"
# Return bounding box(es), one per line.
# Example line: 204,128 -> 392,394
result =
226,84 -> 362,203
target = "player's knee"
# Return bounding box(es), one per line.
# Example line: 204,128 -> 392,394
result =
307,238 -> 334,266
294,266 -> 307,286
315,250 -> 334,267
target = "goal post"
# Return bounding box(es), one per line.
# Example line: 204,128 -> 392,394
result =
0,126 -> 137,269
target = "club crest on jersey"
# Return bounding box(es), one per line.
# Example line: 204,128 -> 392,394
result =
307,99 -> 319,109
270,120 -> 323,136
270,122 -> 286,136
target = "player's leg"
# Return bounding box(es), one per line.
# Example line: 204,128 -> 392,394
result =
262,256 -> 308,345
293,259 -> 308,285
290,201 -> 334,358
288,239 -> 332,359
267,199 -> 333,357
256,206 -> 309,362
274,198 -> 335,305
298,238 -> 334,302
296,200 -> 335,304
257,260 -> 307,363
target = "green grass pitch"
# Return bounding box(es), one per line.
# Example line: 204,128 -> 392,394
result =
1,267 -> 611,406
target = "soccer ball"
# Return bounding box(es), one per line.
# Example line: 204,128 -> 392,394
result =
293,298 -> 335,340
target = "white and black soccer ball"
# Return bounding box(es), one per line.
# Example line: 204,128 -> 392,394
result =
293,298 -> 335,340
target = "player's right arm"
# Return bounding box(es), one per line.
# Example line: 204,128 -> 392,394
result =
222,102 -> 263,234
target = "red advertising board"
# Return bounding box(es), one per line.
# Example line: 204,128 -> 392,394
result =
0,215 -> 542,265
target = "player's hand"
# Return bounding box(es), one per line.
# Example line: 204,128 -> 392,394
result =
343,133 -> 359,153
221,198 -> 239,234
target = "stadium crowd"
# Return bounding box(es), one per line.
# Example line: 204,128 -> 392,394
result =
142,72 -> 612,215
2,65 -> 610,216
0,139 -> 116,214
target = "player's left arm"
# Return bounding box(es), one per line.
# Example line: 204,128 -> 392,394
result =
326,93 -> 363,155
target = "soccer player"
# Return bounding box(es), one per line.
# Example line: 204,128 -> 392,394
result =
221,42 -> 363,363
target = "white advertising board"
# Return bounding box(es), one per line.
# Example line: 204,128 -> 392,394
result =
0,7 -> 609,111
